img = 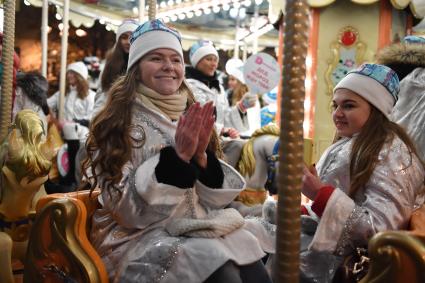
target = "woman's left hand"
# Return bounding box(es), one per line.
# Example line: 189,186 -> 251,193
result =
193,101 -> 215,168
302,164 -> 324,200
175,103 -> 203,162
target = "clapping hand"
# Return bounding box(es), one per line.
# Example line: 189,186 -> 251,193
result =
175,102 -> 215,168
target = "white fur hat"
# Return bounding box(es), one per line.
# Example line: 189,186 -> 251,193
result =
189,40 -> 219,68
67,61 -> 88,80
116,20 -> 139,41
127,19 -> 183,71
334,63 -> 399,118
225,58 -> 245,83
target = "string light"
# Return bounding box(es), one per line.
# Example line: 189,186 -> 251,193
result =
187,11 -> 194,18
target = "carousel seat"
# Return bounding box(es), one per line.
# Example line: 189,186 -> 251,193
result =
23,190 -> 109,283
22,190 -> 425,283
360,204 -> 425,283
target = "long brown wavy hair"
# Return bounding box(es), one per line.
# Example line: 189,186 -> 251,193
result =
100,40 -> 128,92
65,71 -> 89,100
82,64 -> 222,194
345,106 -> 424,198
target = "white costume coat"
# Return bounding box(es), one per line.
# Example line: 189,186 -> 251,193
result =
391,67 -> 425,161
47,87 -> 95,122
90,97 -> 275,283
300,135 -> 425,282
186,78 -> 249,134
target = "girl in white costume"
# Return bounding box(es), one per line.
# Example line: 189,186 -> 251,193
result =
299,63 -> 425,282
185,41 -> 257,167
83,19 -> 274,283
47,61 -> 95,130
93,19 -> 139,116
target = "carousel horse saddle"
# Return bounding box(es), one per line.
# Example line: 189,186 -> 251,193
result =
22,191 -> 425,283
23,190 -> 109,283
360,204 -> 425,283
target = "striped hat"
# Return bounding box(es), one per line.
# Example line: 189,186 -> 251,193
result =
127,19 -> 183,71
189,40 -> 219,68
334,63 -> 399,118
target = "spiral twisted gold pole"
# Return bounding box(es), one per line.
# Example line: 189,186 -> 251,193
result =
148,0 -> 157,20
275,1 -> 309,282
0,0 -> 16,141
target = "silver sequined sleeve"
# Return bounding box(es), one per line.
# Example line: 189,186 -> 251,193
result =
310,137 -> 425,256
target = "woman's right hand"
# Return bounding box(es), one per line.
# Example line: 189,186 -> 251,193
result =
221,127 -> 240,139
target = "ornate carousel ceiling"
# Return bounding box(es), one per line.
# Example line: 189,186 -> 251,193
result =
24,0 -> 425,49
307,0 -> 425,18
26,0 -> 282,50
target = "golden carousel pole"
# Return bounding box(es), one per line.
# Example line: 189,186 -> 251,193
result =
275,0 -> 309,282
0,0 -> 16,141
148,0 -> 156,20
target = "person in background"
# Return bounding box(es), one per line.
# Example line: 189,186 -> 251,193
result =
299,63 -> 425,282
47,61 -> 95,129
376,35 -> 425,162
185,40 -> 256,166
82,19 -> 274,283
93,19 -> 139,116
14,71 -> 49,132
47,61 -> 95,190
260,87 -> 277,127
225,58 -> 246,107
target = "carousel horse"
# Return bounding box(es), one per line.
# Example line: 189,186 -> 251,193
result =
235,124 -> 280,206
0,110 -> 53,283
235,124 -> 313,206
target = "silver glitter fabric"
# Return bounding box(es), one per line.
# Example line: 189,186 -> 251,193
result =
300,135 -> 424,282
90,97 -> 275,283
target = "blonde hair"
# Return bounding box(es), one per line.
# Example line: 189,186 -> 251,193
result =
237,124 -> 279,177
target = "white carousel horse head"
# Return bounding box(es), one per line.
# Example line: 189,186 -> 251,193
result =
235,124 -> 280,205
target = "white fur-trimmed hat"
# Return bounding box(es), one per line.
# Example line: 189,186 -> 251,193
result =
189,40 -> 219,68
334,63 -> 399,118
116,20 -> 139,41
67,61 -> 88,80
225,58 -> 245,83
127,19 -> 183,71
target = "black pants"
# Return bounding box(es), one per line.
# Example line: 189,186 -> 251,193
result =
204,260 -> 272,283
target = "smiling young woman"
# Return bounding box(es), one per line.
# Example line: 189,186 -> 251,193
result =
82,19 -> 274,283
299,63 -> 425,282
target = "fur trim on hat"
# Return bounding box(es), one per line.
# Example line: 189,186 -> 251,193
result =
67,61 -> 89,80
376,43 -> 425,80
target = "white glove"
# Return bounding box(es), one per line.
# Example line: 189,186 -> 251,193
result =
238,92 -> 257,112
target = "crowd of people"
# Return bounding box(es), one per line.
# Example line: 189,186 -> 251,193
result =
1,18 -> 425,283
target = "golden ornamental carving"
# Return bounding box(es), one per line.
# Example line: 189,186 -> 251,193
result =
325,26 -> 366,96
